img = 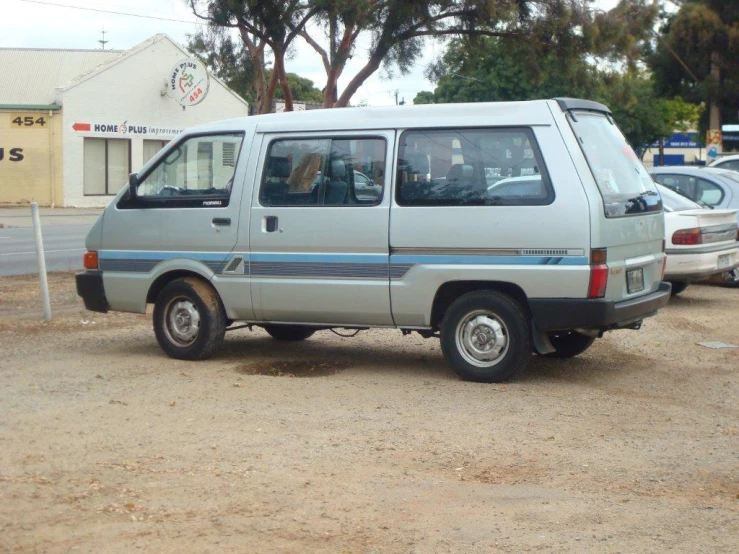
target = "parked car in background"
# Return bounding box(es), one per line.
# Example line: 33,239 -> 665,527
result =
649,166 -> 739,221
657,184 -> 739,295
708,154 -> 739,172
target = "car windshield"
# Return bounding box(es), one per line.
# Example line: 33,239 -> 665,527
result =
656,183 -> 701,212
568,111 -> 661,217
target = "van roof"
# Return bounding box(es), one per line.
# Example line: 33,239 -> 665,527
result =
190,98 -> 572,135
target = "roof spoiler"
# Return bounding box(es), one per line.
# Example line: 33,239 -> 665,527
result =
554,97 -> 612,115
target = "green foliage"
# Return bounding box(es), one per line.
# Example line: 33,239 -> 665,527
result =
423,32 -> 703,150
272,73 -> 323,103
413,91 -> 435,105
649,0 -> 739,129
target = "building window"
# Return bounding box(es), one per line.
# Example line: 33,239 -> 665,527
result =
83,138 -> 131,195
143,140 -> 168,165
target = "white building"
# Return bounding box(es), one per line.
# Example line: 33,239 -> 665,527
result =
0,34 -> 249,207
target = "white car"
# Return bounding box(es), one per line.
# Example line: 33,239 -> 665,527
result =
708,154 -> 739,172
658,184 -> 739,295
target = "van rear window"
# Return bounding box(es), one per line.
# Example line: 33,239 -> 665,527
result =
568,112 -> 661,217
396,128 -> 553,206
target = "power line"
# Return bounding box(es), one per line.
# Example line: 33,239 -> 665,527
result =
18,0 -> 203,25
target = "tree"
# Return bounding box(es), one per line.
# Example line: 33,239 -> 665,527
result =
650,0 -> 739,132
418,2 -> 702,152
189,1 -> 652,111
189,1 -> 318,114
187,29 -> 323,110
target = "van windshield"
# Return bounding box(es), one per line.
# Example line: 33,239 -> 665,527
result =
569,111 -> 661,217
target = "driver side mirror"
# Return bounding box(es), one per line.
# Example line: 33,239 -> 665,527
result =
129,173 -> 139,198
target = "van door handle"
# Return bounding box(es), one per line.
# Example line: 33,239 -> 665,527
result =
212,217 -> 231,226
265,216 -> 278,233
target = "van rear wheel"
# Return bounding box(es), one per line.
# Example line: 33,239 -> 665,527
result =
153,277 -> 226,360
545,330 -> 595,358
263,325 -> 315,341
440,291 -> 531,383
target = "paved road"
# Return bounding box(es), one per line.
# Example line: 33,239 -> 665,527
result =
0,224 -> 91,276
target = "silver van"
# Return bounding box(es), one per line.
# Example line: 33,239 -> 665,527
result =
77,98 -> 671,382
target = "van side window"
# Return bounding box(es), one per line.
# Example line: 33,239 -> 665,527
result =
396,128 -> 553,206
260,137 -> 386,206
136,133 -> 244,203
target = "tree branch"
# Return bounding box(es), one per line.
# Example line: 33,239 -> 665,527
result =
298,30 -> 330,74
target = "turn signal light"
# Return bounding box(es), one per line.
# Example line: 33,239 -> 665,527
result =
588,248 -> 608,298
83,251 -> 99,270
672,228 -> 702,245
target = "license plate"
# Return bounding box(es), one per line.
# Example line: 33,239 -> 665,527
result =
627,268 -> 644,293
718,254 -> 730,269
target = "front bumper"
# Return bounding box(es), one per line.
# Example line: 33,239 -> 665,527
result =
76,270 -> 109,313
529,282 -> 672,332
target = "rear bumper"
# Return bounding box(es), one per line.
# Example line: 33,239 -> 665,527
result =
664,245 -> 739,282
530,282 -> 672,332
76,270 -> 109,313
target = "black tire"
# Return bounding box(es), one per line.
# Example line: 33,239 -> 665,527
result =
153,277 -> 226,360
263,325 -> 316,341
669,281 -> 689,296
440,290 -> 531,383
544,330 -> 596,358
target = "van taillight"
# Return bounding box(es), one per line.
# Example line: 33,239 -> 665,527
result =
588,248 -> 608,298
83,251 -> 98,270
672,228 -> 702,245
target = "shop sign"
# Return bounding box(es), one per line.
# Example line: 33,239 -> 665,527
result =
9,114 -> 48,129
167,59 -> 210,107
0,147 -> 24,162
706,129 -> 722,163
71,121 -> 184,137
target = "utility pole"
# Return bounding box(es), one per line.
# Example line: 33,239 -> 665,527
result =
98,27 -> 108,50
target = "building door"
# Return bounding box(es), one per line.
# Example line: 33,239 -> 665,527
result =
248,131 -> 394,326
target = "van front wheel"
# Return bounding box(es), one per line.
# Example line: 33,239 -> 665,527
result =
153,277 -> 226,360
440,291 -> 531,383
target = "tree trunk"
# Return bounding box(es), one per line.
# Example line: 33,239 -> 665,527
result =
709,50 -> 721,130
334,55 -> 383,108
262,68 -> 279,114
274,49 -> 294,111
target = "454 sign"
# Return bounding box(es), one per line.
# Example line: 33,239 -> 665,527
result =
168,59 -> 209,108
10,113 -> 47,128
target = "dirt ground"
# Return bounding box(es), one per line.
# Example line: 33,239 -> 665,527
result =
0,273 -> 737,553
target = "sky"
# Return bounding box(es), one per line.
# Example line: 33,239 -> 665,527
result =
1,0 -> 623,107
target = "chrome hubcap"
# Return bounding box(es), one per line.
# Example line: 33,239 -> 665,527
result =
164,298 -> 200,346
456,311 -> 509,367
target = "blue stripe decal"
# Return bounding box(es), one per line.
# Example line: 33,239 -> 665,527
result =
250,253 -> 387,264
98,250 -> 588,275
99,250 -> 230,262
390,255 -> 588,266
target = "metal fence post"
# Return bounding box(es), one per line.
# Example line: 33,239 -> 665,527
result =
31,202 -> 52,321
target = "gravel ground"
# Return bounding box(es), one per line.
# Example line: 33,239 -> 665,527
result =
0,273 -> 737,553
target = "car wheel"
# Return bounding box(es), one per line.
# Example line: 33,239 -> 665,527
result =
263,325 -> 316,341
669,281 -> 689,296
544,330 -> 596,358
153,277 -> 226,360
440,290 -> 531,383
